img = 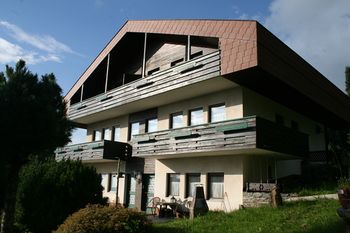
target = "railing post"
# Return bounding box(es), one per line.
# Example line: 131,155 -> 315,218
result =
142,33 -> 147,78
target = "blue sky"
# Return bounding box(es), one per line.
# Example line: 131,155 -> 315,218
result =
1,0 -> 350,143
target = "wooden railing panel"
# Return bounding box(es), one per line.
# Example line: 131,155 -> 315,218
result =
68,51 -> 220,120
55,140 -> 131,161
131,117 -> 257,157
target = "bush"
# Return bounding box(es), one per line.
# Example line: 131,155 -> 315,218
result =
54,204 -> 149,233
15,159 -> 105,233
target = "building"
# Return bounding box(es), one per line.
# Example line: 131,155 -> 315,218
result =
56,20 -> 350,211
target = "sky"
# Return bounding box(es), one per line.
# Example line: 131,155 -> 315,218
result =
1,0 -> 349,143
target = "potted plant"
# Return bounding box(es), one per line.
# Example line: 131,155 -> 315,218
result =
338,177 -> 350,209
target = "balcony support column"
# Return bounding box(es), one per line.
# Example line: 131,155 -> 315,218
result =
142,33 -> 147,78
80,84 -> 84,102
186,35 -> 191,61
104,53 -> 110,93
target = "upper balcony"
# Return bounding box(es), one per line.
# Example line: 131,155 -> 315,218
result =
131,116 -> 308,158
68,51 -> 226,124
55,140 -> 132,162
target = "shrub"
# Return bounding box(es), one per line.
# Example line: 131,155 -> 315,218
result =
15,159 -> 105,233
54,204 -> 149,233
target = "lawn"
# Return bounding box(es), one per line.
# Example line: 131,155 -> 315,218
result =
148,199 -> 346,233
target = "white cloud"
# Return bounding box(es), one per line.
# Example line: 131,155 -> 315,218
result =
0,37 -> 61,64
264,0 -> 350,91
0,20 -> 78,65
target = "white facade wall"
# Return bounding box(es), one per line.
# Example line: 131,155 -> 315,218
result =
91,162 -> 126,204
155,156 -> 244,211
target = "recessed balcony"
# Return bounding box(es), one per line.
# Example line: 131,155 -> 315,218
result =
131,116 -> 308,158
68,51 -> 224,124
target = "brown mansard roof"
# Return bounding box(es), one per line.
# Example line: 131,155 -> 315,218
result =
66,19 -> 350,126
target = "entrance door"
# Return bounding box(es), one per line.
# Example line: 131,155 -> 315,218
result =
141,174 -> 155,213
126,175 -> 137,208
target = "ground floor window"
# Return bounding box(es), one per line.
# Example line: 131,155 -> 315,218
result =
186,173 -> 201,197
167,173 -> 180,196
208,173 -> 224,199
109,174 -> 117,192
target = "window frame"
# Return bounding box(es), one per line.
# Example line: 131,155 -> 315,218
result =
209,103 -> 226,123
186,173 -> 201,198
146,118 -> 158,133
188,107 -> 204,126
170,112 -> 183,129
207,172 -> 224,199
103,128 -> 112,141
109,173 -> 117,192
167,173 -> 180,197
129,121 -> 140,140
93,129 -> 102,141
112,125 -> 121,141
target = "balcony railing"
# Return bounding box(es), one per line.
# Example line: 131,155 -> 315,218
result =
68,51 -> 220,122
55,140 -> 132,162
131,116 -> 308,157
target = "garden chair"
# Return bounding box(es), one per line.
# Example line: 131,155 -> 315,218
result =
147,197 -> 161,216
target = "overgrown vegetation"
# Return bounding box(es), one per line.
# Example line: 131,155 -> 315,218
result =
14,159 -> 105,233
150,199 -> 345,233
55,204 -> 149,233
0,60 -> 72,233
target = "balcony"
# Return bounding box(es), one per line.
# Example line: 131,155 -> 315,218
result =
131,116 -> 308,158
55,140 -> 132,162
68,51 -> 222,124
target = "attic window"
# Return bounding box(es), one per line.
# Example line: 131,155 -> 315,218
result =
171,58 -> 184,67
190,51 -> 203,59
147,67 -> 160,76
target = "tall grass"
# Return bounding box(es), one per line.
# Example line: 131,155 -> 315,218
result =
149,199 -> 345,233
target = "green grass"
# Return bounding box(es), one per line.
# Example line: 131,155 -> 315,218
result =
296,182 -> 338,197
148,199 -> 346,233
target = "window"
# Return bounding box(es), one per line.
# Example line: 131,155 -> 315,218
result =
208,173 -> 224,199
167,173 -> 180,196
209,104 -> 225,123
103,128 -> 112,140
189,108 -> 204,126
101,173 -> 109,191
113,126 -> 121,141
109,174 -> 117,192
130,122 -> 140,140
93,129 -> 102,141
275,114 -> 284,125
146,118 -> 158,133
170,112 -> 183,129
186,173 -> 201,197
